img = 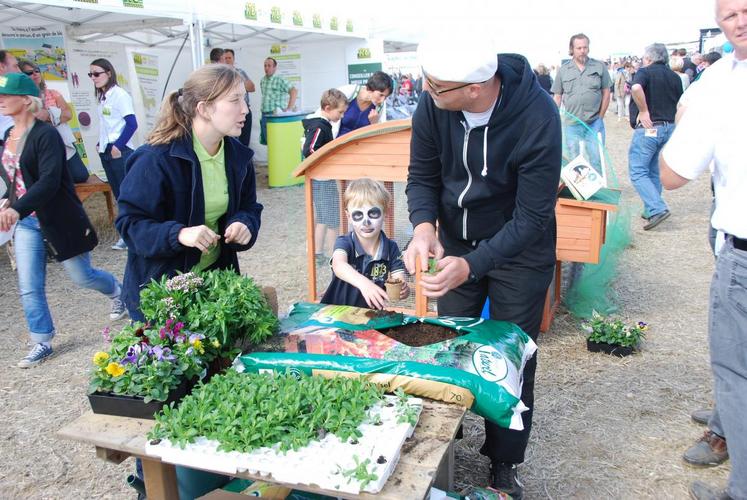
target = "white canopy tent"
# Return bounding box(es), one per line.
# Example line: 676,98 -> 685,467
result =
0,0 -> 377,164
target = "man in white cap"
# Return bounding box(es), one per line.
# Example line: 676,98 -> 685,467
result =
404,35 -> 561,499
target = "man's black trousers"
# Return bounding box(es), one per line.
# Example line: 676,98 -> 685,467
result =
437,231 -> 554,464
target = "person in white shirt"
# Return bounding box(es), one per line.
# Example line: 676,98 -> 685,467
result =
89,58 -> 138,250
660,1 -> 747,498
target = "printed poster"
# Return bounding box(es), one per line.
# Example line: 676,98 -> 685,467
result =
268,44 -> 301,110
132,52 -> 159,133
0,25 -> 88,166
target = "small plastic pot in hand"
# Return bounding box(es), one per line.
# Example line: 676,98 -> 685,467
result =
385,277 -> 403,301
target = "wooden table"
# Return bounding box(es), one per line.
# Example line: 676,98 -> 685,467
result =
58,400 -> 466,500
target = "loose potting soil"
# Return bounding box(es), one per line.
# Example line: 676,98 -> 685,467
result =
242,303 -> 537,430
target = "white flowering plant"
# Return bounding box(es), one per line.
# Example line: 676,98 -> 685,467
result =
139,270 -> 279,353
583,311 -> 647,348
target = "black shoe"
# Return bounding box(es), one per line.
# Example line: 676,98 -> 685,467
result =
643,210 -> 671,230
489,462 -> 523,500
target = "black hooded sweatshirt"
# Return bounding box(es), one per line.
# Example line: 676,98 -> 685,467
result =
407,53 -> 562,281
302,116 -> 333,158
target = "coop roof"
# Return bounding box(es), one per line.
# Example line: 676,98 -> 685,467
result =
293,119 -> 412,181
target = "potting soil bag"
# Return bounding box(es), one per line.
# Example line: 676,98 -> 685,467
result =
241,303 -> 536,430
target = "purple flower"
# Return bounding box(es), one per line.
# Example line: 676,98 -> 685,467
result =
150,345 -> 176,362
121,344 -> 143,365
175,333 -> 186,344
189,333 -> 205,343
101,326 -> 112,343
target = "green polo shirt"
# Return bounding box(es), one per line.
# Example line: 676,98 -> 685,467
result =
192,133 -> 228,272
551,58 -> 612,123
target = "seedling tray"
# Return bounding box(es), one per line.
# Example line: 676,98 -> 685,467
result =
88,378 -> 193,420
146,395 -> 422,494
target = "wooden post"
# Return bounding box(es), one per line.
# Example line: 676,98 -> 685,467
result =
414,259 -> 427,317
141,458 -> 179,500
305,178 -> 317,302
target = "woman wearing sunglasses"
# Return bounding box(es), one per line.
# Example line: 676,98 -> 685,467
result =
89,58 -> 137,250
0,73 -> 126,368
19,60 -> 89,183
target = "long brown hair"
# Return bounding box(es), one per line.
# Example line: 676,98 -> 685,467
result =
147,64 -> 244,145
90,58 -> 118,102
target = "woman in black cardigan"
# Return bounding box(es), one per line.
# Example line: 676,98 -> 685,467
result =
0,73 -> 124,368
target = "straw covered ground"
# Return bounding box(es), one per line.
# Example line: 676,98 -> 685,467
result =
0,116 -> 726,499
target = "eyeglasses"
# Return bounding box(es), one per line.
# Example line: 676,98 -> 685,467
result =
350,207 -> 382,222
88,71 -> 107,78
22,69 -> 40,76
422,69 -> 488,96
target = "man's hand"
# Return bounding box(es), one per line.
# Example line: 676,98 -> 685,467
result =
419,256 -> 470,297
368,108 -> 381,124
0,207 -> 19,232
224,221 -> 252,245
178,225 -> 220,253
637,110 -> 653,129
403,223 -> 443,275
360,280 -> 389,310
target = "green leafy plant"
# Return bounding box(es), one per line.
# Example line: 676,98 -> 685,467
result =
149,371 -> 385,453
583,311 -> 648,348
89,320 -> 210,402
140,270 -> 279,355
341,455 -> 378,490
393,388 -> 419,425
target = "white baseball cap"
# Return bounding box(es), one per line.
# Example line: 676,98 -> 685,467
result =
418,32 -> 498,84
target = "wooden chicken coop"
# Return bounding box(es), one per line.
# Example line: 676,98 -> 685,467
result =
293,119 -> 618,330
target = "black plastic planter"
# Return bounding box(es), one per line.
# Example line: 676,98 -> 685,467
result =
586,339 -> 637,357
88,378 -> 194,419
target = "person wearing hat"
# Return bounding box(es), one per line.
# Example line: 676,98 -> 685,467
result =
404,36 -> 561,498
0,73 -> 125,368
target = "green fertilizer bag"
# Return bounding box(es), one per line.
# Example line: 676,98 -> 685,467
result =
240,303 -> 536,430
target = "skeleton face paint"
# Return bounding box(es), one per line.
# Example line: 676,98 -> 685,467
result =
348,204 -> 384,241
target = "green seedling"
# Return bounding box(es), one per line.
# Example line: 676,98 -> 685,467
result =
148,370 -> 385,454
341,455 -> 379,490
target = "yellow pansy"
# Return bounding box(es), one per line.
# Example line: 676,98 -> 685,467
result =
105,362 -> 126,378
93,351 -> 110,367
212,339 -> 221,349
191,339 -> 205,355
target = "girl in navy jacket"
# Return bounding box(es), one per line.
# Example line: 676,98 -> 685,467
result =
116,64 -> 263,320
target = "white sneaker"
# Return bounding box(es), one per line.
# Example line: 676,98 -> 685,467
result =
111,238 -> 127,251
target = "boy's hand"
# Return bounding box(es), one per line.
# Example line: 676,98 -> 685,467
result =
400,280 -> 410,300
360,280 -> 389,310
367,108 -> 380,124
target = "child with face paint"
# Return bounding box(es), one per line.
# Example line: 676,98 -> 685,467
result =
321,178 -> 409,310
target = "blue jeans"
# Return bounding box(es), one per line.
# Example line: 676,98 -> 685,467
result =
564,117 -> 606,172
627,123 -> 673,217
14,216 -> 119,343
98,145 -> 133,200
710,237 -> 747,498
259,112 -> 271,146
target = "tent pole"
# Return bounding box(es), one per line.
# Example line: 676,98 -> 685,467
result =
188,18 -> 204,70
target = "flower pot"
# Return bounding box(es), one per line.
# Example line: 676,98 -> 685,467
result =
88,377 -> 194,419
385,279 -> 403,302
586,339 -> 637,357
